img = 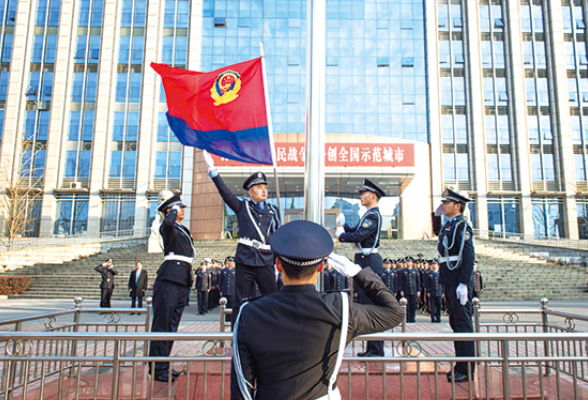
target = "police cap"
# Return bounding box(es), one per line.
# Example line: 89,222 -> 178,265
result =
383,258 -> 393,264
225,256 -> 235,263
358,179 -> 386,198
441,188 -> 470,204
243,171 -> 268,190
270,220 -> 334,268
157,193 -> 186,214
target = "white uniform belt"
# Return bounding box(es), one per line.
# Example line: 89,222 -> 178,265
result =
239,238 -> 271,251
438,255 -> 460,263
355,248 -> 378,254
164,255 -> 194,264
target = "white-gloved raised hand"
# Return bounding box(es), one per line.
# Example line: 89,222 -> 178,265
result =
171,204 -> 181,213
456,283 -> 468,306
335,226 -> 345,238
327,253 -> 362,277
203,150 -> 215,172
336,213 -> 345,227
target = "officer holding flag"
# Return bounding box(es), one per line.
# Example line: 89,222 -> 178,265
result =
203,151 -> 281,323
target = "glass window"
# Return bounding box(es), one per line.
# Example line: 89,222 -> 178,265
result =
116,73 -> 127,102
69,111 -> 80,141
128,73 -> 142,102
132,38 -> 144,64
126,111 -> 139,140
443,153 -> 455,181
91,0 -> 104,26
48,0 -> 62,26
112,111 -> 125,141
158,112 -> 169,141
32,35 -> 44,63
487,153 -> 499,180
121,0 -> 133,27
72,72 -> 84,101
118,36 -> 130,64
155,151 -> 167,178
575,154 -> 586,181
109,151 -> 122,177
169,151 -> 181,177
82,110 -> 94,141
2,34 -> 13,62
86,72 -> 98,101
123,150 -> 136,177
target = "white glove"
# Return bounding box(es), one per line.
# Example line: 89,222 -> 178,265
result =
336,213 -> 345,227
171,204 -> 181,213
335,226 -> 345,238
327,253 -> 361,277
203,150 -> 215,172
456,283 -> 468,306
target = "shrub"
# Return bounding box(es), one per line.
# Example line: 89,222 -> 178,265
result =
0,276 -> 33,295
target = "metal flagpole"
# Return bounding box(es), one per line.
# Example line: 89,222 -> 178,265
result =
259,44 -> 282,215
304,0 -> 326,225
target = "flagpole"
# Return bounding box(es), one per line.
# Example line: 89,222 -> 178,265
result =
259,44 -> 282,217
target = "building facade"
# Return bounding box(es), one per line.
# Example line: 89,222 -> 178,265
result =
0,0 -> 587,241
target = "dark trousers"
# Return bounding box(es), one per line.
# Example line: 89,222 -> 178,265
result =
232,263 -> 277,327
405,294 -> 417,322
131,296 -> 143,308
444,284 -> 475,375
149,280 -> 187,373
428,296 -> 441,322
100,287 -> 113,308
197,291 -> 208,314
355,253 -> 384,355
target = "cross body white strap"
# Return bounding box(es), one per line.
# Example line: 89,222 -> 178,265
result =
233,302 -> 254,400
318,292 -> 348,400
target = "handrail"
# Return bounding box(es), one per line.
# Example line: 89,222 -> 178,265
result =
0,228 -> 150,251
1,331 -> 588,341
474,228 -> 588,251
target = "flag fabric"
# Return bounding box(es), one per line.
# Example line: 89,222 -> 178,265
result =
151,58 -> 273,165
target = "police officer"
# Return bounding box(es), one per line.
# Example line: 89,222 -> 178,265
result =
95,259 -> 117,308
399,257 -> 420,323
336,178 -> 386,357
220,256 -> 236,310
231,220 -> 403,400
322,262 -> 334,291
380,258 -> 397,295
196,261 -> 211,315
425,260 -> 443,323
149,192 -> 194,382
332,267 -> 349,291
203,151 -> 281,323
436,189 -> 476,382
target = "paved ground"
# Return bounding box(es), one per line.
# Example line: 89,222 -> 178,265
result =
1,296 -> 587,328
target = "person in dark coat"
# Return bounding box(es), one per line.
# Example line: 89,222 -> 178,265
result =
336,178 -> 386,357
436,189 -> 476,383
203,151 -> 281,325
220,256 -> 236,310
231,220 -> 403,400
149,192 -> 194,382
400,257 -> 421,323
380,258 -> 397,295
196,261 -> 211,315
95,259 -> 117,308
472,262 -> 484,299
128,261 -> 148,310
425,260 -> 443,323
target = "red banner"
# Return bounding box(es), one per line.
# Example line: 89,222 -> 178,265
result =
212,142 -> 415,168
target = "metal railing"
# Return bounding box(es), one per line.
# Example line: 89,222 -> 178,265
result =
1,297 -> 587,400
474,229 -> 588,251
0,229 -> 150,252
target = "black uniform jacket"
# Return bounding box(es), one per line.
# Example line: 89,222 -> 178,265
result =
400,267 -> 420,295
196,269 -> 211,292
231,267 -> 403,400
380,269 -> 396,294
128,269 -> 148,297
156,208 -> 195,287
338,207 -> 381,250
212,175 -> 281,267
425,270 -> 443,297
221,268 -> 236,295
95,264 -> 118,289
437,214 -> 474,286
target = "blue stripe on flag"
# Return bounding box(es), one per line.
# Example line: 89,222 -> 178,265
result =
167,113 -> 273,165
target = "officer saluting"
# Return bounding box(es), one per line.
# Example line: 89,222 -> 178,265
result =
436,189 -> 476,382
95,259 -> 117,308
336,178 -> 385,357
149,191 -> 194,382
203,151 -> 281,323
231,220 -> 403,400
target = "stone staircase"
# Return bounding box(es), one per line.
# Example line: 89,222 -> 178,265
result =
4,238 -> 588,301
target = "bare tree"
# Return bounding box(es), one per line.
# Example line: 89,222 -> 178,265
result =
0,150 -> 44,247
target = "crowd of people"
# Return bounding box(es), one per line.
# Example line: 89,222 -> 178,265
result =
194,257 -> 236,315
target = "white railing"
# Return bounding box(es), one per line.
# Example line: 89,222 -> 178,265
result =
0,229 -> 150,251
474,229 -> 588,251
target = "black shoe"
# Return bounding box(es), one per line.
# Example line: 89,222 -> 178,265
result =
172,369 -> 183,377
358,351 -> 381,357
447,371 -> 473,383
356,350 -> 370,357
130,313 -> 135,316
152,371 -> 175,382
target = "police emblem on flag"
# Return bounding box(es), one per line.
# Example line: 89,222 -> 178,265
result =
211,70 -> 242,106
